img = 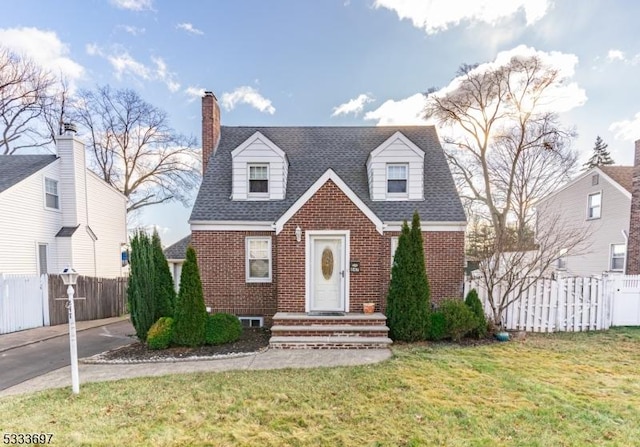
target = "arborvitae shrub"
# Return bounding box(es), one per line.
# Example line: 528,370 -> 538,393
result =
128,230 -> 156,341
465,289 -> 487,338
205,313 -> 243,345
152,230 -> 176,319
425,311 -> 447,341
385,212 -> 431,342
440,299 -> 478,342
147,317 -> 174,350
172,246 -> 207,347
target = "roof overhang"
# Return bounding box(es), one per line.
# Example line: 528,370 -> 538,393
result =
274,168 -> 384,235
382,221 -> 467,232
190,220 -> 275,231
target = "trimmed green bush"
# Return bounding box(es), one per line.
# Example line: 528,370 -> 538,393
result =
147,317 -> 174,350
386,212 -> 431,342
172,246 -> 207,347
425,311 -> 447,341
152,230 -> 176,319
205,313 -> 243,345
128,230 -> 155,341
465,289 -> 487,338
440,299 -> 478,342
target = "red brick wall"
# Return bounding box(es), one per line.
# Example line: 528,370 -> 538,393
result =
277,180 -> 383,312
191,230 -> 277,321
380,230 -> 465,311
627,141 -> 640,274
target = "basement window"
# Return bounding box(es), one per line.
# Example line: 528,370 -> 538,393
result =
239,316 -> 264,328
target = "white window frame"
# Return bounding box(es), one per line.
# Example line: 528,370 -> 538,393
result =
587,191 -> 601,220
245,236 -> 272,282
247,164 -> 269,198
238,316 -> 264,328
37,243 -> 49,275
44,177 -> 60,210
610,243 -> 626,272
386,163 -> 408,198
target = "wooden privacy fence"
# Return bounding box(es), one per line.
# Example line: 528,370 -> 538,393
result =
0,274 -> 49,334
464,276 -> 612,332
48,275 -> 128,326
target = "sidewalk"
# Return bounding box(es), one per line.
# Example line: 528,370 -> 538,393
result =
0,317 -> 393,398
0,315 -> 130,353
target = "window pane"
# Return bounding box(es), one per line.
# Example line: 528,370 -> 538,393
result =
38,244 -> 48,275
590,193 -> 601,207
612,244 -> 625,256
249,240 -> 268,259
249,259 -> 269,278
249,179 -> 269,193
387,165 -> 407,180
388,179 -> 407,193
46,193 -> 59,209
249,166 -> 268,180
611,257 -> 624,270
45,178 -> 58,194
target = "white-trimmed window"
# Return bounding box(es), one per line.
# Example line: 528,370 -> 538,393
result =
44,178 -> 59,209
610,244 -> 625,272
587,192 -> 601,219
556,249 -> 567,270
248,164 -> 269,195
37,243 -> 48,275
390,236 -> 399,267
246,237 -> 271,282
387,164 -> 408,195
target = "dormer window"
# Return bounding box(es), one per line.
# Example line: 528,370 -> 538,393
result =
387,164 -> 408,196
248,164 -> 269,195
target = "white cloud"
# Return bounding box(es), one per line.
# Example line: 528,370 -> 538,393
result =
118,25 -> 146,36
364,93 -> 428,125
221,86 -> 275,114
609,112 -> 640,141
331,93 -> 374,117
0,27 -> 84,81
607,49 -> 625,62
110,0 -> 153,11
373,0 -> 551,34
176,23 -> 204,35
185,86 -> 206,101
87,45 -> 180,92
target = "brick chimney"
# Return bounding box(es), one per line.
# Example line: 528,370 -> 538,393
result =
627,140 -> 640,274
201,91 -> 220,175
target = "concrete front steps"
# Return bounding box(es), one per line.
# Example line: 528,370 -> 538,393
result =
269,312 -> 392,349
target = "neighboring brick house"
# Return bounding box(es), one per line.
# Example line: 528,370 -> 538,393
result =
187,92 -> 466,347
627,140 -> 640,275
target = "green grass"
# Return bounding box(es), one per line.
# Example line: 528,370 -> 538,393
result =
2,328 -> 640,446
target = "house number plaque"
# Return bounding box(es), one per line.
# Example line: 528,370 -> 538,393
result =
350,261 -> 360,273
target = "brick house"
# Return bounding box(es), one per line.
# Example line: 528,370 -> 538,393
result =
627,140 -> 640,274
186,91 -> 466,347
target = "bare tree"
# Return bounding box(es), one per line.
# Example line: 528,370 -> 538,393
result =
425,54 -> 586,325
0,47 -> 57,154
69,85 -> 200,213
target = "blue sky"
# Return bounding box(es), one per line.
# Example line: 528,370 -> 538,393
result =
1,0 -> 639,245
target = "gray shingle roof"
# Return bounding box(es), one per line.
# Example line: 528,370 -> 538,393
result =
164,235 -> 191,260
190,126 -> 466,224
0,155 -> 57,193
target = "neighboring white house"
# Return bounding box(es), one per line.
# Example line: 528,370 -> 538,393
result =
536,165 -> 633,276
0,132 -> 128,277
163,234 -> 190,292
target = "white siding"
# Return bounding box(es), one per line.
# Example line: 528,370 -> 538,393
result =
367,135 -> 424,201
0,162 -> 62,274
86,171 -> 127,278
231,134 -> 287,200
537,173 -> 631,276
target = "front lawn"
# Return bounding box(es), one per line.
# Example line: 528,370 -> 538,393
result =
2,328 -> 639,446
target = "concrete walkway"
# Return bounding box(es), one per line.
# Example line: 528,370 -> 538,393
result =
0,317 -> 392,398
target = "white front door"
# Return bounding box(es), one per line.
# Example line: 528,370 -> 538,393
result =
310,235 -> 346,311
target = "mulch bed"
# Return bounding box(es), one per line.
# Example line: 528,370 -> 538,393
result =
91,328 -> 271,362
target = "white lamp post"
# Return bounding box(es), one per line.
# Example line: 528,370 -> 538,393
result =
61,266 -> 80,394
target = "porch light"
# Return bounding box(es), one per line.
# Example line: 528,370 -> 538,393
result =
295,225 -> 302,243
60,266 -> 79,285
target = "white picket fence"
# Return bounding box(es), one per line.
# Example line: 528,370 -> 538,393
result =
464,275 -> 640,332
0,274 -> 49,334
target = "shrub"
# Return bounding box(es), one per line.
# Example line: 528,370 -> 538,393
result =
147,317 -> 174,350
205,313 -> 243,345
439,299 -> 478,342
386,212 -> 431,342
152,230 -> 176,319
425,311 -> 447,341
465,289 -> 487,338
128,230 -> 156,341
172,246 -> 208,347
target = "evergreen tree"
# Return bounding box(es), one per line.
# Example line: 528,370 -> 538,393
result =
151,230 -> 176,319
464,289 -> 487,338
583,136 -> 615,170
172,245 -> 207,347
127,230 -> 156,341
385,212 -> 431,341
